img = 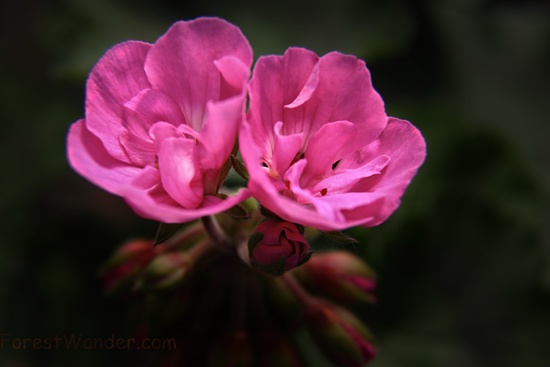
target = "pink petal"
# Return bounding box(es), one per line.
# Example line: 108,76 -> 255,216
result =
339,197 -> 386,226
177,124 -> 201,140
195,56 -> 250,188
130,165 -> 160,190
314,191 -> 385,211
157,137 -> 203,209
246,48 -> 319,144
303,52 -> 387,141
306,192 -> 386,228
122,185 -> 251,223
240,120 -> 308,212
67,119 -> 142,195
311,155 -> 390,194
198,96 -> 245,173
198,97 -> 244,194
284,161 -> 348,223
302,120 -> 359,182
270,121 -> 304,176
122,88 -> 187,140
144,17 -> 252,132
361,118 -> 426,225
283,159 -> 314,203
85,41 -> 152,163
284,62 -> 320,109
214,55 -> 250,100
149,122 -> 181,151
246,49 -> 387,157
118,130 -> 155,167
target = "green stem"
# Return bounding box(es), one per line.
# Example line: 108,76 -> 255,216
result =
201,215 -> 234,253
281,272 -> 318,310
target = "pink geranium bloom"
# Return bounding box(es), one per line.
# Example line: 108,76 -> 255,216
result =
240,48 -> 426,231
67,18 -> 253,223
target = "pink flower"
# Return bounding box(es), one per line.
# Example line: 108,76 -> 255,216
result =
67,17 -> 253,223
249,220 -> 311,275
240,48 -> 426,231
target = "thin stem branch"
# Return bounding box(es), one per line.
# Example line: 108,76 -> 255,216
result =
281,272 -> 317,309
201,215 -> 234,253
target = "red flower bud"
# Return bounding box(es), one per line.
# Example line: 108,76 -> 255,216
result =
248,220 -> 311,276
138,252 -> 191,291
100,239 -> 156,294
293,251 -> 376,304
305,300 -> 375,367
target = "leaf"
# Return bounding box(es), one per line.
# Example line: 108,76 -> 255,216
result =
154,223 -> 185,246
320,231 -> 359,245
231,155 -> 250,180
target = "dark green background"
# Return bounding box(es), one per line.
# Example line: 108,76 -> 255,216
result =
1,0 -> 549,366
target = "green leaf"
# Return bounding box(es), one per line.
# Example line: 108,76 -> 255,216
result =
231,155 -> 250,180
320,231 -> 359,245
154,223 -> 185,246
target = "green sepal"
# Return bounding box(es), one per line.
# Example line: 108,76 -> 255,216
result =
320,231 -> 358,245
259,206 -> 281,220
216,153 -> 234,191
296,250 -> 314,266
154,223 -> 185,246
253,257 -> 286,277
216,193 -> 250,219
231,154 -> 250,180
224,204 -> 250,220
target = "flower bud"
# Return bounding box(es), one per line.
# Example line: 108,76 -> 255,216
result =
248,220 -> 311,276
305,300 -> 375,367
100,239 -> 156,294
137,252 -> 191,291
293,251 -> 376,304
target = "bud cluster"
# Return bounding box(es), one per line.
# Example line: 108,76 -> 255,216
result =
101,211 -> 377,367
100,221 -> 209,294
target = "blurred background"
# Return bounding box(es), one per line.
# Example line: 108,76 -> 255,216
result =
1,0 -> 549,366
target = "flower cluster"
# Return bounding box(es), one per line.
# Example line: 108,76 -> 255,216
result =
67,17 -> 426,366
100,227 -> 378,367
67,16 -> 425,239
